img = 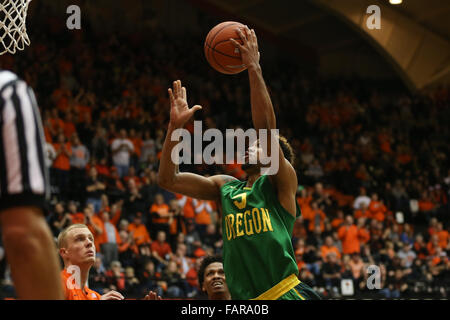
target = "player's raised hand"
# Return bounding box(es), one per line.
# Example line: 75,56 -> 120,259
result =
144,290 -> 162,300
168,80 -> 202,128
100,290 -> 125,300
230,26 -> 260,70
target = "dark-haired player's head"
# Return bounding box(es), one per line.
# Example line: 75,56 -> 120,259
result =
198,255 -> 230,300
241,135 -> 295,174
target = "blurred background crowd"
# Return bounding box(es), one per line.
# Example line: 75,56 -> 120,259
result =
0,1 -> 449,299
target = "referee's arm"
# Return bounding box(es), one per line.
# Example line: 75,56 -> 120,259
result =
0,77 -> 50,213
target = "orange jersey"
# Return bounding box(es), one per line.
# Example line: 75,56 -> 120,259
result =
61,269 -> 101,300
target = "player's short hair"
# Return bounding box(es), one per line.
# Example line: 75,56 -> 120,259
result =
278,135 -> 295,165
57,224 -> 91,249
198,255 -> 223,291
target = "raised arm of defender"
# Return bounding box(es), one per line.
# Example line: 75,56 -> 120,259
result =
157,80 -> 236,201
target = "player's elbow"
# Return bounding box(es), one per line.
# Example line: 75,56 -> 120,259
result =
157,173 -> 176,190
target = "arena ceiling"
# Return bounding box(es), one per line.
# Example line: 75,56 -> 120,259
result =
189,0 -> 450,91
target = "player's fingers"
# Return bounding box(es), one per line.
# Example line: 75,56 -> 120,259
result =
244,26 -> 252,40
172,80 -> 178,98
177,80 -> 183,98
251,29 -> 258,46
182,87 -> 187,101
236,27 -> 247,43
229,38 -> 243,50
190,105 -> 202,113
168,88 -> 175,105
108,290 -> 125,299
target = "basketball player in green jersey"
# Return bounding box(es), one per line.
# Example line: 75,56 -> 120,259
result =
158,26 -> 321,300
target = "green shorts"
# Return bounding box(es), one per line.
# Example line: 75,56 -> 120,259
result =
278,281 -> 322,300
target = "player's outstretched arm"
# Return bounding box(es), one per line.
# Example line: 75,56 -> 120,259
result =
231,28 -> 297,215
157,80 -> 236,201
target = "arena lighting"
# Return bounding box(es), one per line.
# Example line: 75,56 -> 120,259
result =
389,0 -> 403,4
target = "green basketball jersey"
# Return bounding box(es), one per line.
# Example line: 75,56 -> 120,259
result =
220,174 -> 301,300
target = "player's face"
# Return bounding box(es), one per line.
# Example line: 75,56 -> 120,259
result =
202,262 -> 229,297
242,139 -> 262,171
64,228 -> 96,266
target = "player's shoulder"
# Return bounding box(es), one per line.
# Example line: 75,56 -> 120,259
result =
210,174 -> 239,189
0,69 -> 20,91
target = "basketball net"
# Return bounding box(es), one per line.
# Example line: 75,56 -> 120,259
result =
0,0 -> 31,55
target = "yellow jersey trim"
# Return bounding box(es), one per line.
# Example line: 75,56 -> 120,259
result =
294,288 -> 306,300
251,274 -> 300,300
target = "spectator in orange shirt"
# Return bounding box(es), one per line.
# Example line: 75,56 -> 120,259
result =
356,218 -> 371,245
63,112 -> 76,140
98,209 -> 122,268
368,193 -> 387,222
320,236 -> 341,261
149,193 -> 170,239
68,201 -> 85,225
331,210 -> 345,230
348,253 -> 365,287
354,202 -> 371,220
127,212 -> 151,247
151,231 -> 173,271
52,133 -> 72,200
307,202 -> 327,233
427,234 -> 440,256
57,224 -> 124,300
436,222 -> 449,249
192,198 -> 215,238
418,190 -> 436,222
338,216 -> 360,255
176,194 -> 195,223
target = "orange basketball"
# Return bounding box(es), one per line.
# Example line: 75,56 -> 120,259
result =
204,21 -> 247,75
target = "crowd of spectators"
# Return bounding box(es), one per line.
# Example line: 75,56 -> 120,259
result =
0,5 -> 449,299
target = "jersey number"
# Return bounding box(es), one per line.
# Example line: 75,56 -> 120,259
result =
232,193 -> 247,210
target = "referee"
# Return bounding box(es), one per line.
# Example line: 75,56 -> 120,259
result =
0,70 -> 63,299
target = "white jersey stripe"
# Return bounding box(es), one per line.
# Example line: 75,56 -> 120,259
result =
17,81 -> 45,194
2,85 -> 23,194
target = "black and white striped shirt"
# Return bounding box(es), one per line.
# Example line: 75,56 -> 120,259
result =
0,70 -> 50,212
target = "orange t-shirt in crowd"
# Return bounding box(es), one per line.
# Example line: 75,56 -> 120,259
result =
320,245 -> 341,261
150,203 -> 170,224
437,230 -> 449,249
368,201 -> 387,222
358,227 -> 371,244
354,209 -> 371,220
193,199 -> 214,226
71,212 -> 85,224
61,269 -> 101,300
151,241 -> 172,258
49,117 -> 64,133
331,217 -> 344,230
427,242 -> 438,256
307,209 -> 326,232
130,137 -> 142,158
127,223 -> 151,247
338,225 -> 360,255
419,200 -> 435,212
176,194 -> 195,220
63,121 -> 76,139
52,142 -> 72,171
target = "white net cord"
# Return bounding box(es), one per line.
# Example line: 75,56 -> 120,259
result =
0,0 -> 31,55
